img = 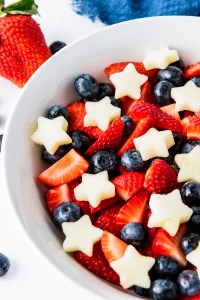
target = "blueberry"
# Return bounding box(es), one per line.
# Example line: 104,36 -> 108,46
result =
181,232 -> 200,255
170,164 -> 180,174
71,130 -> 91,153
49,41 -> 67,54
97,83 -> 115,100
191,76 -> 200,87
42,145 -> 70,163
191,206 -> 200,214
170,57 -> 185,71
74,74 -> 99,100
110,97 -> 121,109
79,97 -> 99,103
181,181 -> 200,207
182,140 -> 200,153
54,202 -> 82,227
153,80 -> 175,106
132,285 -> 150,297
47,105 -> 69,120
121,222 -> 147,247
188,212 -> 200,233
151,256 -> 180,280
177,270 -> 200,296
150,279 -> 178,300
157,66 -> 183,87
0,253 -> 10,277
121,149 -> 145,171
90,150 -> 118,175
169,133 -> 185,155
121,116 -> 134,137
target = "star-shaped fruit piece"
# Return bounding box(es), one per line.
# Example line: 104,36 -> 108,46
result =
109,63 -> 148,99
31,116 -> 72,155
186,241 -> 200,279
74,171 -> 115,208
62,215 -> 103,257
84,97 -> 121,131
171,81 -> 200,113
175,145 -> 200,183
143,46 -> 179,70
148,189 -> 193,236
110,245 -> 155,289
134,127 -> 174,161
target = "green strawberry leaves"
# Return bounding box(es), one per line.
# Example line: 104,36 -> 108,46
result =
0,0 -> 38,16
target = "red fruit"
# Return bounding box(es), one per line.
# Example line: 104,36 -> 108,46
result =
74,242 -> 120,285
85,119 -> 124,156
181,116 -> 200,139
184,62 -> 200,78
115,188 -> 149,229
101,231 -> 127,263
89,196 -> 118,214
118,164 -> 130,175
67,102 -> 103,139
161,103 -> 180,121
143,209 -> 158,243
112,172 -> 145,201
144,159 -> 178,194
180,292 -> 200,300
131,102 -> 182,133
152,225 -> 188,266
118,116 -> 155,156
38,149 -> 89,187
46,184 -> 72,214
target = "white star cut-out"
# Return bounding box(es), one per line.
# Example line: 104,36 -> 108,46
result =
84,97 -> 121,131
62,215 -> 103,257
187,241 -> 200,279
110,245 -> 155,289
74,171 -> 115,208
148,189 -> 193,236
143,46 -> 179,70
171,81 -> 200,113
31,116 -> 72,155
109,63 -> 148,100
134,127 -> 175,161
175,145 -> 200,183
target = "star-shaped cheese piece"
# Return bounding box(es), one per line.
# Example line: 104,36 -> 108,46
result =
186,241 -> 200,279
84,97 -> 121,131
31,116 -> 72,155
109,63 -> 148,99
74,171 -> 115,208
134,128 -> 175,161
171,81 -> 200,113
110,245 -> 155,289
148,189 -> 193,236
143,46 -> 179,70
62,215 -> 103,257
175,145 -> 200,183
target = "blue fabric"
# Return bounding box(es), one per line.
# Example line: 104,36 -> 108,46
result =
72,0 -> 200,25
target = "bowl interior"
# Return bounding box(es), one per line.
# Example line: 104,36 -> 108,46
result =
3,16 -> 200,300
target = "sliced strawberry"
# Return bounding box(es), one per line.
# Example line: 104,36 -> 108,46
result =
90,195 -> 118,214
74,242 -> 120,285
144,159 -> 179,194
181,116 -> 200,139
112,172 -> 145,201
152,225 -> 188,266
161,103 -> 180,121
38,149 -> 89,187
131,102 -> 182,133
85,119 -> 124,156
118,116 -> 155,156
143,208 -> 158,243
115,188 -> 149,229
46,184 -> 72,214
101,231 -> 127,263
184,62 -> 200,78
180,292 -> 200,300
118,164 -> 130,175
67,102 -> 103,139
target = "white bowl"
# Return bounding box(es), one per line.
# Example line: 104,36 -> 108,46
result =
2,16 -> 200,300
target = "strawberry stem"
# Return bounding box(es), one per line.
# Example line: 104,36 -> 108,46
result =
0,0 -> 38,16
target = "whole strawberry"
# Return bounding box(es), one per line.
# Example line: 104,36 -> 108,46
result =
0,0 -> 52,87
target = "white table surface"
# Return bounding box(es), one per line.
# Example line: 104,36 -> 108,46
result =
0,1 -> 105,299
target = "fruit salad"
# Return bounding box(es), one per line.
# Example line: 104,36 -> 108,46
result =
31,46 -> 200,300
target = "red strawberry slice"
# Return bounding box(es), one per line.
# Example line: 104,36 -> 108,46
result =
161,103 -> 180,121
152,225 -> 188,266
181,116 -> 200,139
118,116 -> 155,156
180,292 -> 200,300
101,231 -> 127,263
85,119 -> 124,156
90,195 -> 118,214
143,208 -> 158,243
46,184 -> 72,214
115,188 -> 149,229
38,149 -> 89,187
74,242 -> 120,285
184,62 -> 200,78
144,159 -> 179,194
118,164 -> 130,175
131,102 -> 182,133
67,102 -> 103,139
